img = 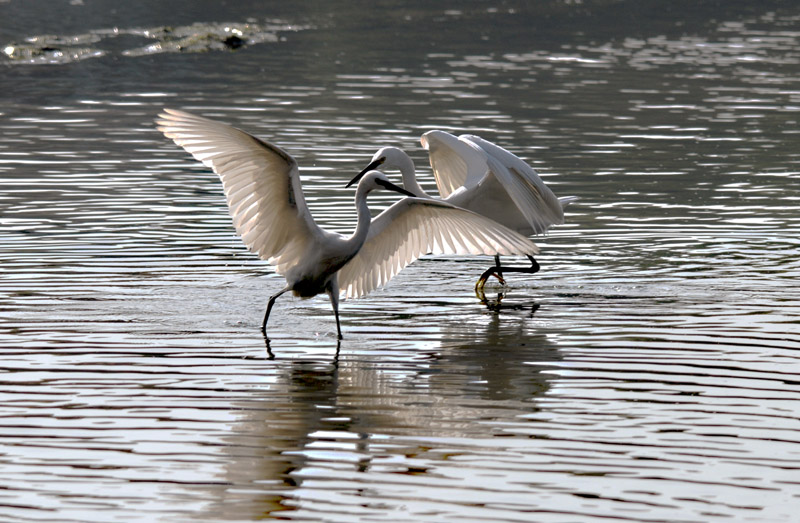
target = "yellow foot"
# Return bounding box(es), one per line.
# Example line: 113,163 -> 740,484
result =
476,286 -> 507,311
475,279 -> 487,300
475,268 -> 505,294
475,269 -> 507,299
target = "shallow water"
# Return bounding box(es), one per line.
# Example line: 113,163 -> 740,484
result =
2,1 -> 800,521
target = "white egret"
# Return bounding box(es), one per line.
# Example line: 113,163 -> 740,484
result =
354,131 -> 576,290
156,109 -> 540,339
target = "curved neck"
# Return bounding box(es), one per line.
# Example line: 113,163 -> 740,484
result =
385,147 -> 430,198
399,161 -> 430,198
345,185 -> 374,251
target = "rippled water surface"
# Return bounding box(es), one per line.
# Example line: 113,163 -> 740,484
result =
2,1 -> 800,521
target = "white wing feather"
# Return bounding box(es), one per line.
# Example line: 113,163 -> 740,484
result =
420,130 -> 487,198
155,109 -> 322,275
338,198 -> 539,299
461,134 -> 566,234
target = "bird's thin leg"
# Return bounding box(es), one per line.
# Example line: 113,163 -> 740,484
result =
325,281 -> 343,340
262,285 -> 291,335
333,339 -> 341,364
475,254 -> 507,294
493,255 -> 540,276
263,336 -> 275,360
475,255 -> 540,294
527,255 -> 540,274
496,255 -> 540,275
494,254 -> 504,281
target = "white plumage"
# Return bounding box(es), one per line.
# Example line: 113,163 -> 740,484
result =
337,197 -> 533,299
156,109 -> 539,338
355,130 -> 576,288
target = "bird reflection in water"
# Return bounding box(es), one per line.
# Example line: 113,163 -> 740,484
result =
262,335 -> 341,362
205,313 -> 562,519
476,285 -> 540,316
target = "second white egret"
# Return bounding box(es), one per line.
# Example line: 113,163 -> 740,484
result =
354,131 -> 576,291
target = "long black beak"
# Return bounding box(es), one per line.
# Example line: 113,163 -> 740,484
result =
346,157 -> 385,188
376,178 -> 416,197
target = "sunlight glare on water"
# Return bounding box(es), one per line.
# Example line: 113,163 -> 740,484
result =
1,1 -> 800,521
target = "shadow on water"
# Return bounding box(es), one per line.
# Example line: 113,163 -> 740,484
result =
478,287 -> 541,317
207,312 -> 562,519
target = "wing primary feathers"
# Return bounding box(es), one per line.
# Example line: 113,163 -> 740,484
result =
156,109 -> 323,275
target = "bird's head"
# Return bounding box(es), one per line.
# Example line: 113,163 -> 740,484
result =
355,170 -> 416,198
347,146 -> 413,189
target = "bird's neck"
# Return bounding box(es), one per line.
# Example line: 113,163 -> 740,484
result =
400,165 -> 428,198
345,186 -> 373,252
393,153 -> 429,198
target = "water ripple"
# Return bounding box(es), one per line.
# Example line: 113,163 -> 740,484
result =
2,2 -> 800,521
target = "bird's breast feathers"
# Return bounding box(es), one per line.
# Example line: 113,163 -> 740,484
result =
287,251 -> 354,298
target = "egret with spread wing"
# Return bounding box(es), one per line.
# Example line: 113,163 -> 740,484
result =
156,110 -> 539,339
354,131 -> 576,291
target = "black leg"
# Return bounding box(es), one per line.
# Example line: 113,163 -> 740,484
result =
263,335 -> 275,360
475,255 -> 540,295
262,285 -> 290,335
525,255 -> 540,275
333,338 -> 341,363
475,255 -> 507,294
495,255 -> 540,276
325,281 -> 343,340
494,254 -> 504,281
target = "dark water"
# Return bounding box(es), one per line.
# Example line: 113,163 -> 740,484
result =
2,1 -> 800,521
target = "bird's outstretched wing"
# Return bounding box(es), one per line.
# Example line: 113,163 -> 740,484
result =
461,134 -> 565,234
420,130 -> 488,198
156,109 -> 322,275
337,198 -> 539,299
